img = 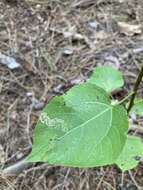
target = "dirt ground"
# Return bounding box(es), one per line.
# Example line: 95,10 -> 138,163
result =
0,0 -> 143,189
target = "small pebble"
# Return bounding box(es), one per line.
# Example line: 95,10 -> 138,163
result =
88,20 -> 99,29
26,92 -> 33,97
36,4 -> 41,9
16,152 -> 24,160
32,98 -> 45,110
63,48 -> 73,55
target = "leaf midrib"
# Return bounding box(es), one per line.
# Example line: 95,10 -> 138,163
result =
56,103 -> 112,141
85,108 -> 113,163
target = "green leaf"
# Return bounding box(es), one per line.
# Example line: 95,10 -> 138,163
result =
28,83 -> 128,168
116,135 -> 143,171
131,99 -> 143,116
88,66 -> 124,93
63,82 -> 111,107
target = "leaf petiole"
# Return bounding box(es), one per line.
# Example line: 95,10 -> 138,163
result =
117,91 -> 135,105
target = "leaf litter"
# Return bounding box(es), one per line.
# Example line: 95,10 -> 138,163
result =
0,0 -> 143,189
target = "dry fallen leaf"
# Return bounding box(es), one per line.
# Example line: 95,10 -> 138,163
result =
118,22 -> 142,36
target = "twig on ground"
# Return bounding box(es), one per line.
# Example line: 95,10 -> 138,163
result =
128,170 -> 142,190
2,159 -> 32,175
129,125 -> 143,133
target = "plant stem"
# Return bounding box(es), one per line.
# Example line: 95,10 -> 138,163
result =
127,65 -> 143,113
118,91 -> 134,105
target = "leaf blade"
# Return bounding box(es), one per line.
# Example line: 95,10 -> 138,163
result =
131,99 -> 143,116
116,135 -> 143,171
88,66 -> 124,93
28,83 -> 128,168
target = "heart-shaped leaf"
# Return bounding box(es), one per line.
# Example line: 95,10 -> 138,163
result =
28,83 -> 128,168
131,99 -> 143,116
88,66 -> 124,93
116,135 -> 143,171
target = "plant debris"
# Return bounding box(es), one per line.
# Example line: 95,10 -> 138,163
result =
118,22 -> 142,36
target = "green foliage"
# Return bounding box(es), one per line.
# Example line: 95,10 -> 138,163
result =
131,99 -> 143,116
27,66 -> 143,171
28,83 -> 128,167
88,66 -> 124,93
116,136 -> 143,171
